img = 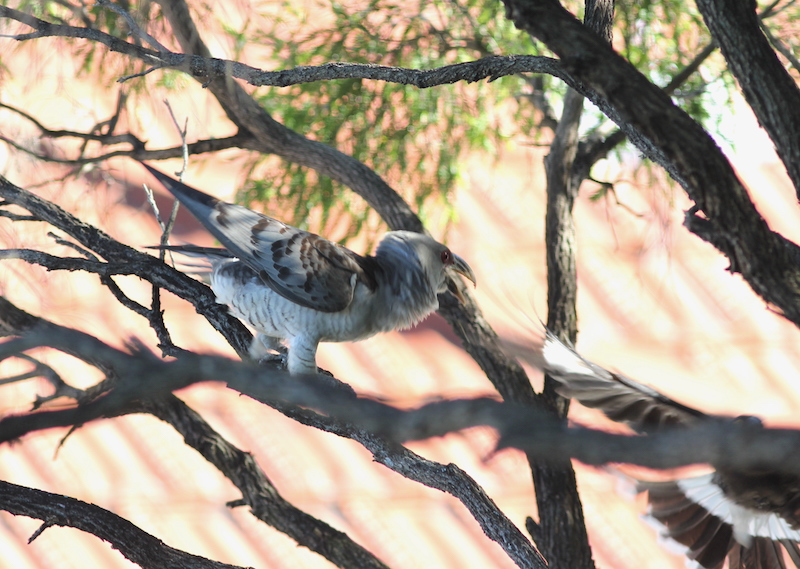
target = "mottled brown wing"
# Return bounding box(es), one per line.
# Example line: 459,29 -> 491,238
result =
143,163 -> 363,312
246,214 -> 364,312
541,330 -> 707,433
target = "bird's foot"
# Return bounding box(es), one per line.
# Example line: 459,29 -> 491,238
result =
248,334 -> 288,365
256,351 -> 288,369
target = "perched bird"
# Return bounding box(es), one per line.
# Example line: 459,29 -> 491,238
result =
540,330 -> 800,569
142,164 -> 476,374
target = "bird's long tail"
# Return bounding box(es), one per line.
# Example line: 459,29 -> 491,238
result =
145,244 -> 235,259
146,244 -> 237,282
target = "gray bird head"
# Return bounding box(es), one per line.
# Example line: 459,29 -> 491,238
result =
376,231 -> 476,301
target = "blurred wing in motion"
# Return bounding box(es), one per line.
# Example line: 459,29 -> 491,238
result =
540,329 -> 708,433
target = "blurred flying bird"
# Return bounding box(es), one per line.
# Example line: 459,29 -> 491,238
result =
142,163 -> 476,375
540,330 -> 800,569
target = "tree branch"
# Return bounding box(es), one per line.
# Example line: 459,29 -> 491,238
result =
499,0 -> 800,329
3,0 -> 548,457
696,0 -> 800,198
0,299 -> 392,569
4,309 -> 800,478
136,396 -> 393,569
572,40 -> 718,184
0,7 -> 564,89
0,296 -> 546,569
529,1 -> 613,565
10,293 -> 800,565
0,175 -> 253,358
0,480 -> 247,569
0,122 -> 253,165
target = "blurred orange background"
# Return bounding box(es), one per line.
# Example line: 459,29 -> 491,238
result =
2,7 -> 800,568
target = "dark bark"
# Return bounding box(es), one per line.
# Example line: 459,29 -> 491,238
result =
544,86 -> 583,342
536,82 -> 590,569
528,2 -> 613,567
0,299 -> 392,569
154,0 -> 424,235
152,0 -> 542,418
0,175 -> 253,358
499,0 -> 800,330
0,481 -> 247,569
7,296 -> 800,479
3,2 -> 799,568
0,284 -> 545,568
695,0 -> 800,199
140,397 -> 392,569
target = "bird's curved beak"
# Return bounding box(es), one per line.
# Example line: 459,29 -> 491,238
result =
447,254 -> 476,303
452,254 -> 476,287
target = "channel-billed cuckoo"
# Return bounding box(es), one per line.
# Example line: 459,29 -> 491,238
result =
143,164 -> 476,375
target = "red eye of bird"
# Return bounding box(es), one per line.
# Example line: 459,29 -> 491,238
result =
441,250 -> 452,265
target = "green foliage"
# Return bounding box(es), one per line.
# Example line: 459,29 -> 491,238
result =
576,0 -> 738,192
236,0 -> 538,235
615,0 -> 726,121
230,0 -> 737,235
6,0 -> 748,238
7,0 -> 161,96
